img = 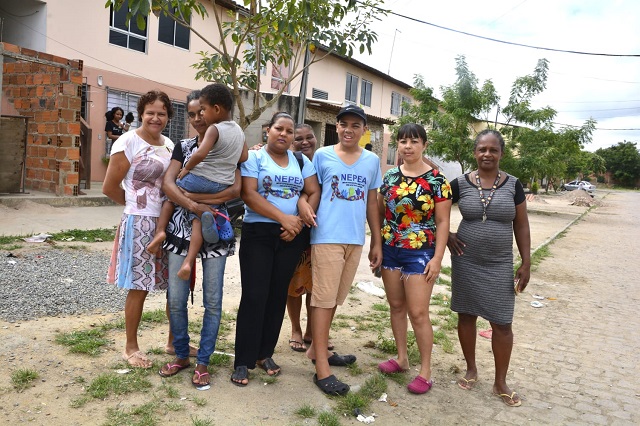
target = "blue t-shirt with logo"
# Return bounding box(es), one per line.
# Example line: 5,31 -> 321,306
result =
311,146 -> 382,245
240,147 -> 316,223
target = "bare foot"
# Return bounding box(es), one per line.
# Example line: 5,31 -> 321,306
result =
177,262 -> 191,280
165,344 -> 198,357
122,350 -> 152,369
147,231 -> 166,255
192,364 -> 210,387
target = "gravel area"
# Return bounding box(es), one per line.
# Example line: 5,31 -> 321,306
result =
0,248 -> 128,322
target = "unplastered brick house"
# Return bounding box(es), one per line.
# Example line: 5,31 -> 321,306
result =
0,0 -> 415,194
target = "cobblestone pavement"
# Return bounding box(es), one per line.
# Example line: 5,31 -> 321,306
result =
443,191 -> 640,425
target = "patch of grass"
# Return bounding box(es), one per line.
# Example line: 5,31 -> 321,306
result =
187,319 -> 204,335
385,371 -> 409,386
371,303 -> 389,312
318,411 -> 341,426
209,352 -> 232,367
219,311 -> 236,336
104,402 -> 157,426
141,309 -> 168,324
165,402 -> 184,412
260,373 -> 278,385
86,370 -> 153,399
433,330 -> 454,354
192,396 -> 207,407
0,235 -> 21,244
430,293 -> 450,307
69,396 -> 90,408
375,335 -> 397,354
73,376 -> 86,384
294,404 -> 317,418
438,277 -> 451,287
147,347 -> 165,355
330,320 -> 351,331
440,265 -> 452,276
161,384 -> 179,398
477,320 -> 489,330
191,416 -> 214,426
335,374 -> 388,415
55,329 -> 109,356
0,243 -> 23,251
11,368 -> 39,391
346,362 -> 363,376
348,296 -> 361,302
50,228 -> 116,243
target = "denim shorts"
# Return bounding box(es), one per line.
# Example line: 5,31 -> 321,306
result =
381,244 -> 435,275
177,172 -> 229,195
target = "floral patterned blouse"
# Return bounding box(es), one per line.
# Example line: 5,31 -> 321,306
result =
380,167 -> 451,249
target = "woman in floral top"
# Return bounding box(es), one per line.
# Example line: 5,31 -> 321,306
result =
377,123 -> 452,394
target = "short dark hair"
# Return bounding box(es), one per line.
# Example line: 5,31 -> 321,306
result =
397,123 -> 427,143
295,123 -> 313,132
200,83 -> 233,111
186,90 -> 201,104
267,111 -> 294,128
474,129 -> 505,152
137,90 -> 174,120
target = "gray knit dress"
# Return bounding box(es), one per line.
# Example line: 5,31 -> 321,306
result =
450,173 -> 522,325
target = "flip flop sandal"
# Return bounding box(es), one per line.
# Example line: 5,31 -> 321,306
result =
313,374 -> 350,396
289,339 -> 307,353
457,376 -> 478,390
192,370 -> 211,390
378,359 -> 408,374
231,366 -> 249,387
407,376 -> 433,394
158,362 -> 191,377
257,358 -> 281,376
494,391 -> 522,407
311,352 -> 356,367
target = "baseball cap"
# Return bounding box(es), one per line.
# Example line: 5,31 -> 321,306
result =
336,104 -> 367,125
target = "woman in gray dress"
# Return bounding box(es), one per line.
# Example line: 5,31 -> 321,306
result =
447,129 -> 531,407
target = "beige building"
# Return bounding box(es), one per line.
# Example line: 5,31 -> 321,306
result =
0,0 -> 413,188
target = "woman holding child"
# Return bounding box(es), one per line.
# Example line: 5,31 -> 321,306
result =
377,123 -> 452,395
104,90 -> 174,368
231,112 -> 320,386
157,88 -> 243,389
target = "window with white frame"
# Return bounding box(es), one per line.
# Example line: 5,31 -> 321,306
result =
158,9 -> 190,49
401,95 -> 412,116
360,79 -> 372,107
345,73 -> 359,104
386,145 -> 397,165
390,91 -> 401,115
109,6 -> 147,52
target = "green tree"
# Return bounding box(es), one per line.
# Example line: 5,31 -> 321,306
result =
398,56 -> 498,172
596,141 -> 640,187
106,0 -> 386,128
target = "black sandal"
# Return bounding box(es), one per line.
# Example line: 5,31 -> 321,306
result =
257,357 -> 280,376
231,365 -> 249,387
311,352 -> 357,367
314,374 -> 350,396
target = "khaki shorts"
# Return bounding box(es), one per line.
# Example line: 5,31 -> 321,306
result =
310,244 -> 363,308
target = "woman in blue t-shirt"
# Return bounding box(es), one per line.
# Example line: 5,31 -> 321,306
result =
231,112 -> 320,386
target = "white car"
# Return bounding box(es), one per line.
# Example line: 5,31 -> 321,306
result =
562,180 -> 596,194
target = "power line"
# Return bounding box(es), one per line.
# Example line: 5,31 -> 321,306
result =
368,2 -> 640,58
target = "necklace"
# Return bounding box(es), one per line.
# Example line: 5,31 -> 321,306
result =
474,171 -> 501,223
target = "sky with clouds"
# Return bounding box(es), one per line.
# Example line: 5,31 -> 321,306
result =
352,0 -> 640,152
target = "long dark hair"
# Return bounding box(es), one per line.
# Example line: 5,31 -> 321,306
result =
105,106 -> 124,122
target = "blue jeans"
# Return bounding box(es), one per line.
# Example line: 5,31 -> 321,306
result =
177,173 -> 229,221
167,251 -> 227,366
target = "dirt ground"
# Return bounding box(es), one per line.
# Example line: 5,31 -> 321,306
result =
0,190 -> 633,425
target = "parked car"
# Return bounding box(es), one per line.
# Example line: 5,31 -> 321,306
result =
561,180 -> 596,194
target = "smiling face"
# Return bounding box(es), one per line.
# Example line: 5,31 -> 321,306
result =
139,100 -> 169,136
266,116 -> 295,154
336,115 -> 366,149
293,126 -> 317,159
474,133 -> 504,171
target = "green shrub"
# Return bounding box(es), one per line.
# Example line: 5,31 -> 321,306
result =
531,181 -> 539,194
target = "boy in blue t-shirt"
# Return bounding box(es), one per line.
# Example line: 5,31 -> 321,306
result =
300,105 -> 382,396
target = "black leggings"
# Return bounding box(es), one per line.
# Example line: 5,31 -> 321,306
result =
234,222 -> 309,368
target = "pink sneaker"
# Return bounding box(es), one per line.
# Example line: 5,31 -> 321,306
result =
407,376 -> 433,394
378,359 -> 407,374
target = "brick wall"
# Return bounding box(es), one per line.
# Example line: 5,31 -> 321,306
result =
1,42 -> 83,196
